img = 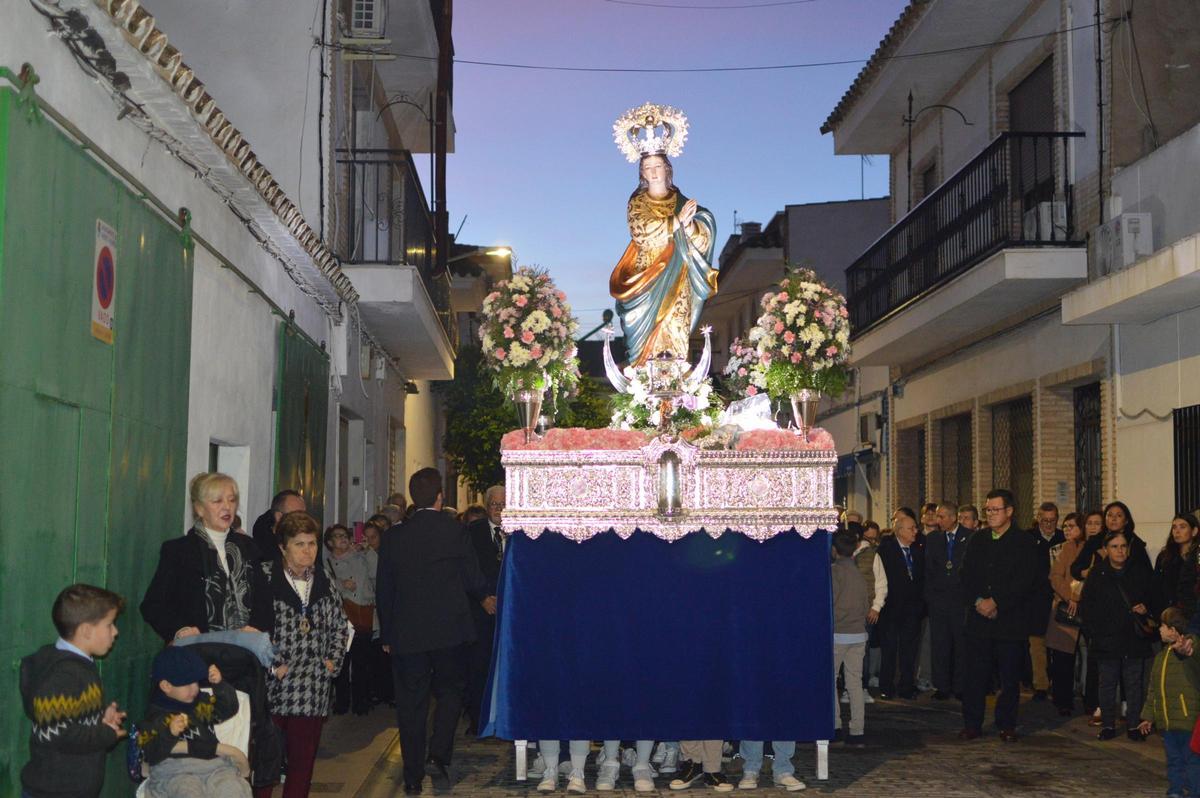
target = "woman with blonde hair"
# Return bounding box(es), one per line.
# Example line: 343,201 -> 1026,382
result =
141,472 -> 273,643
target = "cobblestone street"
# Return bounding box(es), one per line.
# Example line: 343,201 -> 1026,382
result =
296,692 -> 1169,797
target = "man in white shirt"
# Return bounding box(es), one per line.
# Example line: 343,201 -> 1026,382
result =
852,523 -> 886,699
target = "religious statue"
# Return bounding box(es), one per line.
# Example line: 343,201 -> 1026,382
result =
610,103 -> 718,368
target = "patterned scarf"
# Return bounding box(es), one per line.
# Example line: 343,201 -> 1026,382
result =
191,528 -> 251,631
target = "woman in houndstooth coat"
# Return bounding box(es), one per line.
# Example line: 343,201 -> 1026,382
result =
254,511 -> 349,798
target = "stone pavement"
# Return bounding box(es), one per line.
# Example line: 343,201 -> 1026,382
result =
292,692 -> 1169,797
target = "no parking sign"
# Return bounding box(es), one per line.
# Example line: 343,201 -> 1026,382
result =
92,219 -> 116,343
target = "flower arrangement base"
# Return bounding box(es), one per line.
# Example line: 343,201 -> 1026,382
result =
511,389 -> 543,444
789,389 -> 822,440
499,428 -> 837,542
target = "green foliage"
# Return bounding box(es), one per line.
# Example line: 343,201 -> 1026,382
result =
434,346 -> 510,494
763,361 -> 850,400
557,376 -> 614,429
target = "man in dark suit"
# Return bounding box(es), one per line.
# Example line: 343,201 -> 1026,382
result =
1027,501 -> 1063,701
250,489 -> 306,561
377,468 -> 493,794
463,484 -> 505,735
924,501 -> 972,700
876,512 -> 925,699
959,488 -> 1040,742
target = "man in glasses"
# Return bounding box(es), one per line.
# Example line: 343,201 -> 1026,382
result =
958,489 -> 1040,743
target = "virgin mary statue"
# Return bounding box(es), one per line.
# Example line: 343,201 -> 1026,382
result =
609,104 -> 717,368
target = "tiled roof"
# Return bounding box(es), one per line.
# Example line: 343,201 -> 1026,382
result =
820,0 -> 930,136
85,0 -> 358,304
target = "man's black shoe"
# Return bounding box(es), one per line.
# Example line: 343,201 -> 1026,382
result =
701,772 -> 734,792
669,761 -> 704,790
1032,690 -> 1048,702
897,688 -> 918,700
426,757 -> 450,785
845,734 -> 866,748
404,783 -> 423,795
1097,727 -> 1118,741
932,690 -> 951,700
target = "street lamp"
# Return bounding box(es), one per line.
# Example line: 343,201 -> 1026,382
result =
904,90 -> 973,213
447,246 -> 512,266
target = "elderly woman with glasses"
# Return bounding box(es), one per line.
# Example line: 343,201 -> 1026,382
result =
324,523 -> 376,716
1079,529 -> 1155,742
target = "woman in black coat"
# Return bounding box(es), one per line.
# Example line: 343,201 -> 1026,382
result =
1072,501 -> 1150,581
1079,529 -> 1154,742
1152,514 -> 1200,617
140,472 -> 273,642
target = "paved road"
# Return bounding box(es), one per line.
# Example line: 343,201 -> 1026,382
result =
297,693 -> 1168,797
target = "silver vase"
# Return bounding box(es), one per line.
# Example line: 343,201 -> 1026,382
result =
789,389 -> 822,439
513,389 -> 543,443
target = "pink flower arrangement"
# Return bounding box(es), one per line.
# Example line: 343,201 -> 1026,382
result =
501,427 -> 651,451
734,427 -> 835,451
479,267 -> 581,403
721,337 -> 766,399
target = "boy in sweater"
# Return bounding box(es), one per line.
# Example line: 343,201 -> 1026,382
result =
19,583 -> 127,798
832,530 -> 871,747
138,646 -> 250,797
1139,608 -> 1200,798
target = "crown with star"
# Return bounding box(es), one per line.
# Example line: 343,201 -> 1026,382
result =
613,102 -> 689,164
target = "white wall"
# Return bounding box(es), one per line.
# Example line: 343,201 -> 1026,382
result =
141,0 -> 328,233
404,380 -> 439,490
185,248 -> 283,526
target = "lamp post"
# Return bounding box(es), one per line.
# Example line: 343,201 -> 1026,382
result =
904,90 -> 973,213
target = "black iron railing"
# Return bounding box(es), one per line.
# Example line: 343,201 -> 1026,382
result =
846,131 -> 1085,335
336,148 -> 455,350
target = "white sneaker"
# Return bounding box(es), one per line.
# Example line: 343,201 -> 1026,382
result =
538,769 -> 558,792
559,760 -> 575,776
738,772 -> 759,790
652,743 -> 667,765
774,774 -> 806,792
633,765 -> 656,792
863,692 -> 875,704
660,748 -> 680,774
839,690 -> 850,704
529,753 -> 548,780
597,760 -> 621,791
567,769 -> 587,794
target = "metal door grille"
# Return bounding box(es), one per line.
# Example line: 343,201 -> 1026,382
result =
941,413 -> 973,506
1074,383 -> 1103,513
1176,404 -> 1200,516
992,397 -> 1034,525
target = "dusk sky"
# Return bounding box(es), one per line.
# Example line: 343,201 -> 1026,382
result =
445,0 -> 909,335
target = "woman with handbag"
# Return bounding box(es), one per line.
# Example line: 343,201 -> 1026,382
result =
1046,513 -> 1086,716
324,524 -> 376,716
1079,529 -> 1156,742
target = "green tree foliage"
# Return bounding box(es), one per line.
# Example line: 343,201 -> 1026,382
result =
435,348 -> 614,494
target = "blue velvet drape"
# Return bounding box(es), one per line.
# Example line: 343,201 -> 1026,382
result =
481,529 -> 835,741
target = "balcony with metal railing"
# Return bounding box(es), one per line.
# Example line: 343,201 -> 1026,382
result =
845,131 -> 1088,367
336,148 -> 456,379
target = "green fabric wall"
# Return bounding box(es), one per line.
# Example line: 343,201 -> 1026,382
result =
275,321 -> 329,522
0,88 -> 193,796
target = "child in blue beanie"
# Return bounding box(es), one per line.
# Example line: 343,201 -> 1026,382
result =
138,646 -> 250,797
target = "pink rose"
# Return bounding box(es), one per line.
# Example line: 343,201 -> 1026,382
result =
514,295 -> 528,307
839,307 -> 849,318
773,322 -> 785,334
503,327 -> 515,339
551,306 -> 563,318
521,330 -> 536,344
777,291 -> 789,301
737,367 -> 747,377
485,292 -> 500,303
494,348 -> 507,360
556,290 -> 567,301
826,346 -> 839,357
746,385 -> 758,396
530,345 -> 543,359
783,331 -> 795,344
790,352 -> 802,364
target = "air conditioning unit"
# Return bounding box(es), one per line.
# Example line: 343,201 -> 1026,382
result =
1091,213 -> 1153,277
1022,201 -> 1069,242
350,0 -> 384,38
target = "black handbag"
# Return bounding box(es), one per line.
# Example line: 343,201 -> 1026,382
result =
1053,600 -> 1082,628
1116,582 -> 1158,640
